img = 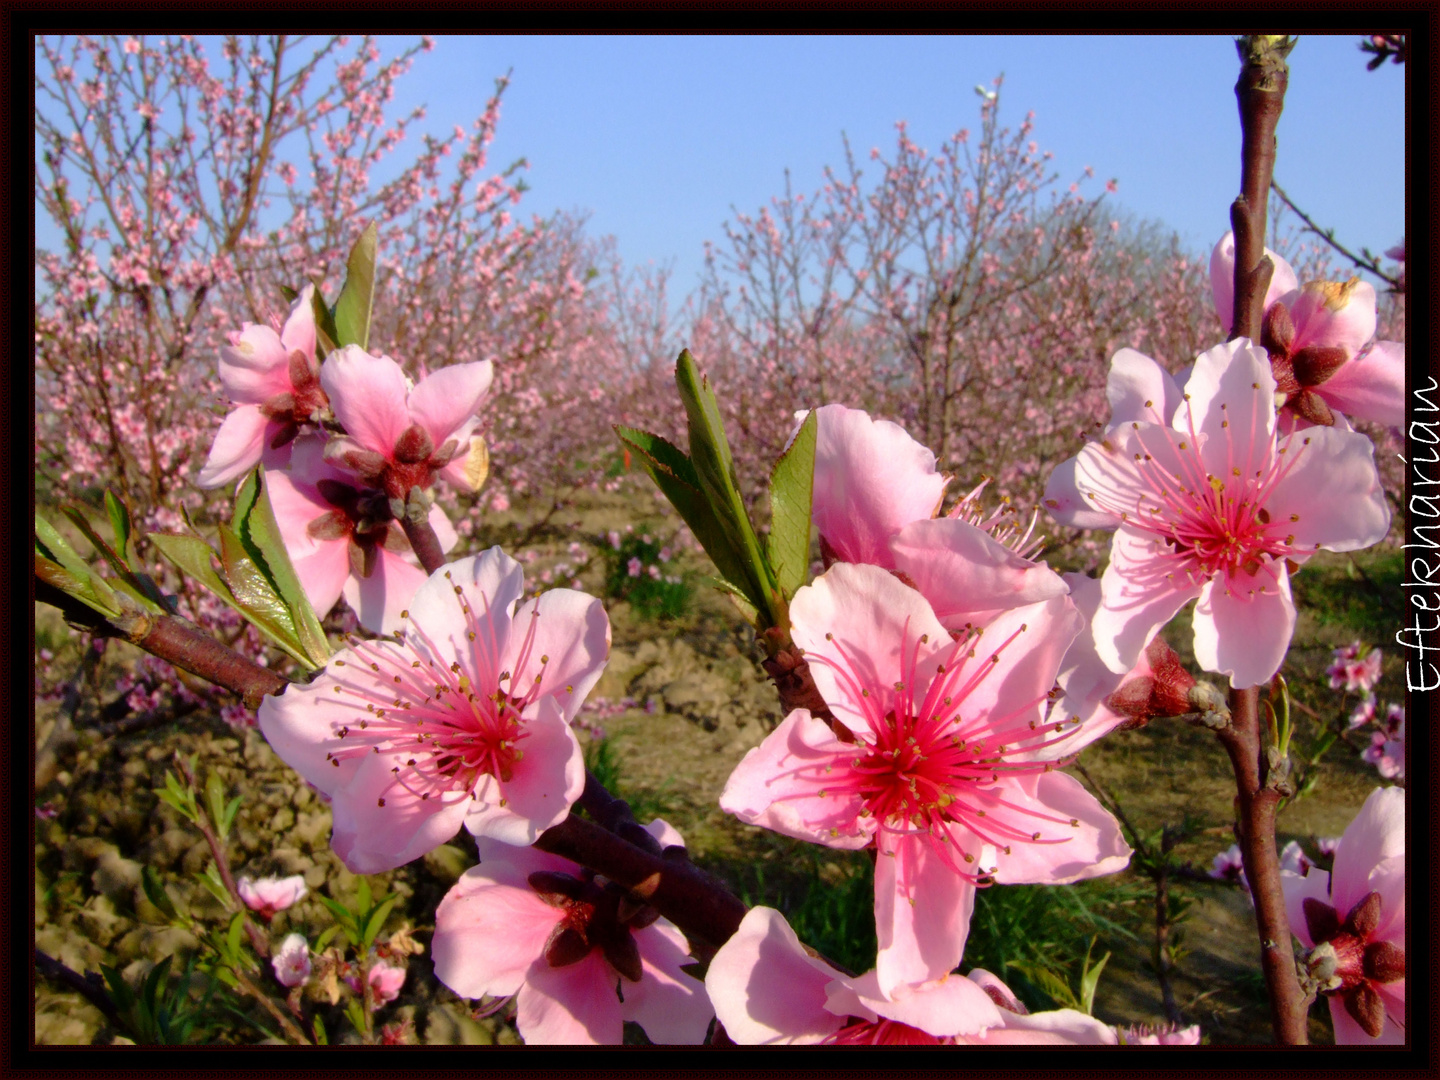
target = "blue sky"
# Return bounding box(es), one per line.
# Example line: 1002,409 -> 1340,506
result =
378,34 -> 1405,297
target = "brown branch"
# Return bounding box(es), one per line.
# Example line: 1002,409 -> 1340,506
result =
35,950 -> 121,1026
127,613 -> 288,710
1222,36 -> 1309,1045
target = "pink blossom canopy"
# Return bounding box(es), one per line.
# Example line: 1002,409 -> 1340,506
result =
431,829 -> 713,1045
257,547 -> 608,873
720,562 -> 1129,996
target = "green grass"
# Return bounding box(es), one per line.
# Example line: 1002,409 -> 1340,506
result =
1290,548 -> 1403,639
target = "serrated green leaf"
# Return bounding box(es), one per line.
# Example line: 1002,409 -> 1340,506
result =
614,425 -> 761,614
34,553 -> 122,619
332,223 -> 378,350
205,773 -> 229,838
233,468 -> 330,667
766,410 -> 816,600
673,351 -> 777,626
149,533 -> 234,604
361,894 -> 400,951
155,787 -> 196,822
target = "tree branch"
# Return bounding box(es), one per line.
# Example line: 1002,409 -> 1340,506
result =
1270,179 -> 1403,291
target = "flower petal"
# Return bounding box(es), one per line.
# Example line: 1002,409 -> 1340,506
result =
1367,854 -> 1405,946
1176,338 -> 1276,481
196,406 -> 276,489
624,919 -> 713,1044
966,1007 -> 1119,1044
1316,341 -> 1405,428
981,771 -> 1130,885
328,747 -> 473,873
502,588 -> 611,725
463,695 -> 585,846
1265,425 -> 1391,552
218,324 -> 293,403
278,284 -> 318,361
1330,786 -> 1405,919
704,906 -> 846,1045
404,547 -> 525,678
517,952 -> 623,1045
1043,453 -> 1124,531
874,834 -> 975,998
1048,573 -> 1132,751
718,709 -> 873,849
811,404 -> 947,568
842,969 -> 1003,1038
1106,348 -> 1186,426
1329,995 -> 1405,1046
432,863 -> 561,999
320,346 -> 413,458
890,518 -> 1069,628
789,562 -> 950,735
1094,526 -> 1203,674
1289,279 -> 1378,358
406,361 -> 494,446
342,547 -> 430,637
1280,867 -> 1331,950
1209,232 -> 1299,335
1191,569 -> 1295,689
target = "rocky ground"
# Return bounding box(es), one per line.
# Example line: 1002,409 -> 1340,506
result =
32,487 -> 1404,1046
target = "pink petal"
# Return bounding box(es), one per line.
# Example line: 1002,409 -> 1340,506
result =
1049,573 -> 1133,752
964,968 -> 1024,1012
258,658 -> 389,795
501,587 -> 611,725
789,562 -> 950,735
1176,339 -> 1276,481
1289,279 -> 1378,357
981,771 -> 1130,885
328,747 -> 474,873
196,406 -> 276,489
263,471 -> 350,615
431,864 -> 561,999
624,919 -> 713,1044
1330,787 -> 1405,918
1094,525 -> 1203,674
428,504 -> 459,554
890,518 -> 1069,628
342,547 -> 430,637
438,437 -> 486,491
1265,425 -> 1391,552
718,709 -> 873,849
811,404 -> 948,568
644,818 -> 686,850
965,1007 -> 1119,1044
874,834 -> 975,998
218,324 -> 294,403
1367,854 -> 1405,945
406,361 -> 494,446
838,969 -> 1002,1038
517,952 -> 623,1045
1329,996 -> 1405,1046
1280,867 -> 1331,949
278,284 -> 318,361
320,346 -> 413,457
1191,569 -> 1295,689
1316,340 -> 1405,428
404,548 -> 525,675
703,906 -> 845,1045
1209,231 -> 1299,335
1106,348 -> 1185,426
463,696 -> 585,846
288,541 -> 352,621
1042,455 -> 1122,531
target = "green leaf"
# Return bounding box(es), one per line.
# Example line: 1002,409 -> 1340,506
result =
361,894 -> 400,951
149,533 -> 236,606
614,426 -> 755,602
225,912 -> 246,966
312,1014 -> 328,1046
204,773 -> 230,840
332,222 -> 379,350
220,796 -> 242,841
1011,963 -> 1078,1010
35,513 -> 92,580
278,283 -> 299,304
142,866 -> 180,922
673,351 -> 777,625
309,280 -> 340,359
34,553 -> 121,620
313,924 -> 342,954
1078,940 -> 1110,1016
196,863 -> 233,911
356,876 -> 372,914
316,894 -> 360,946
232,468 -> 331,666
102,964 -> 135,1012
142,955 -> 173,1015
766,409 -> 816,601
343,998 -> 367,1036
104,490 -> 134,566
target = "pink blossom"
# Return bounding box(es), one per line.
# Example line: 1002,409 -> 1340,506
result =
1209,844 -> 1246,888
258,548 -> 608,873
431,826 -> 712,1045
236,874 -> 308,918
626,557 -> 642,577
346,957 -> 406,1006
720,562 -> 1128,996
320,345 -> 493,499
1317,836 -> 1341,858
1348,695 -> 1377,730
1362,708 -> 1404,780
272,932 -> 312,987
1282,787 -> 1404,1043
1280,840 -> 1313,877
810,404 -> 1067,626
706,906 -> 1116,1045
265,438 -> 459,636
197,285 -> 326,489
1055,339 -> 1389,688
1118,1022 -> 1201,1045
1210,233 -> 1405,428
1328,641 -> 1382,694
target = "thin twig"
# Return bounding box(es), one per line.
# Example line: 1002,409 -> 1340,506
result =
1270,179 -> 1402,290
35,950 -> 121,1026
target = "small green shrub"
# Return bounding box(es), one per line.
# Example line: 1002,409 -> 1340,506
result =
603,528 -> 691,621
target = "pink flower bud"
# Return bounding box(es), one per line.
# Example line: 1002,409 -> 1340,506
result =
236,874 -> 308,919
